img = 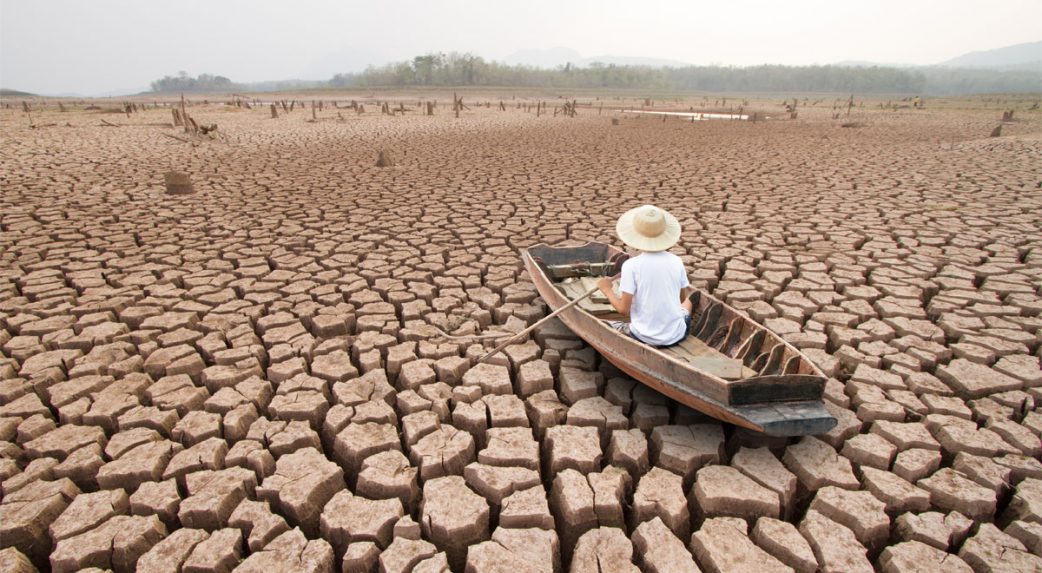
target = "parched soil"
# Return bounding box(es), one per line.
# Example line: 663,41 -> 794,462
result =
0,94 -> 1041,573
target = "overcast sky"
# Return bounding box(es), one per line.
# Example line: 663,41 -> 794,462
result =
2,0 -> 1039,95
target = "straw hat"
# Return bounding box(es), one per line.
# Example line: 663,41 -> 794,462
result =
615,205 -> 681,252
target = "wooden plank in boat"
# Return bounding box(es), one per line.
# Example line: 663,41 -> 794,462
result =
675,336 -> 719,358
688,357 -> 745,380
667,337 -> 757,380
583,302 -> 617,315
559,280 -> 615,315
579,276 -> 610,304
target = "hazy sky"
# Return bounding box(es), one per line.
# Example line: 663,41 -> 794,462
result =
2,0 -> 1039,95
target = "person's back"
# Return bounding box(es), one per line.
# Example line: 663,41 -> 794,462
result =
620,251 -> 689,345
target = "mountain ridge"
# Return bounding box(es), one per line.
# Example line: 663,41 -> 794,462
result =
938,40 -> 1042,69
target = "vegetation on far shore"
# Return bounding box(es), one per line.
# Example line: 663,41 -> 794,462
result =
150,53 -> 1041,96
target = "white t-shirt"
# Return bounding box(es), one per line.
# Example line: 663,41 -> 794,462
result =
619,251 -> 690,346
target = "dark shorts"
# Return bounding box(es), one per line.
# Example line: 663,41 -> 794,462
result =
608,314 -> 691,348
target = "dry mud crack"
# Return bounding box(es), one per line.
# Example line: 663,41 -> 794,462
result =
0,96 -> 1040,572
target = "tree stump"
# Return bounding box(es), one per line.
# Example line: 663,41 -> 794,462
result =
376,151 -> 395,168
164,172 -> 195,195
271,104 -> 278,119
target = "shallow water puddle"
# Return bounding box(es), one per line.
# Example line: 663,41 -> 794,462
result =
621,109 -> 750,120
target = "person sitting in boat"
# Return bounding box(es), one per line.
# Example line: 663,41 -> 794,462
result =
597,204 -> 694,347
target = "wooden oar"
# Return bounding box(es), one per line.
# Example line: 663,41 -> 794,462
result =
477,283 -> 602,364
428,325 -> 514,341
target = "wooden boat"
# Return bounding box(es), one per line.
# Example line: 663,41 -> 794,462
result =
523,242 -> 837,436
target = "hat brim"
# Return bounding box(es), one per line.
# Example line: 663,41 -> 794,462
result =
616,206 -> 682,252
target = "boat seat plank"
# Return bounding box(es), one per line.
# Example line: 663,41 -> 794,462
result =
675,336 -> 720,358
663,336 -> 756,381
689,357 -> 745,380
558,280 -> 616,315
578,277 -> 610,303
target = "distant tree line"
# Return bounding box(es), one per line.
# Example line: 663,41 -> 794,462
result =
149,55 -> 1041,95
151,71 -> 238,93
329,52 -> 1041,95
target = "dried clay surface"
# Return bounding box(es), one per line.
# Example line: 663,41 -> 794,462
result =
0,93 -> 1040,572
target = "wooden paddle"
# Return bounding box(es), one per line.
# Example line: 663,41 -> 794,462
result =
476,283 -> 603,364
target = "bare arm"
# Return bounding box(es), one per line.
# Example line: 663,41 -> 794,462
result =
680,286 -> 696,303
597,277 -> 632,315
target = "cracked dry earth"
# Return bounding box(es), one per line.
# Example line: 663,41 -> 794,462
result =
0,97 -> 1040,573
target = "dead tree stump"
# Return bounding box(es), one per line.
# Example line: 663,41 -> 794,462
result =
376,150 -> 396,167
164,172 -> 195,195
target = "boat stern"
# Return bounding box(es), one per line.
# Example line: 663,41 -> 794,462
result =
732,400 -> 838,437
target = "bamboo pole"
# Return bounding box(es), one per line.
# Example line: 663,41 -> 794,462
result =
476,284 -> 600,364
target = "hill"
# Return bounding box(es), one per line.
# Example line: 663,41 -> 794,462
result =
0,88 -> 37,97
940,40 -> 1042,70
